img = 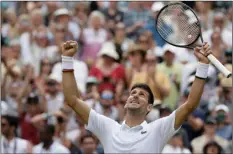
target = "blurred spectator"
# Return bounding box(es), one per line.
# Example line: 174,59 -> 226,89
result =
1,8 -> 18,39
80,134 -> 98,154
30,9 -> 44,30
194,2 -> 214,31
73,2 -> 89,28
44,2 -> 60,26
203,141 -> 223,154
33,124 -> 70,153
144,2 -> 166,47
80,11 -> 107,64
203,11 -> 232,48
126,44 -> 170,103
54,8 -> 80,40
45,74 -> 64,113
102,1 -> 124,31
214,104 -> 232,140
20,94 -> 43,145
157,44 -> 183,110
162,131 -> 191,154
86,89 -> 119,121
1,115 -> 33,153
113,22 -> 134,62
124,2 -> 150,40
226,7 -> 232,31
210,31 -> 228,63
89,41 -> 125,101
191,116 -> 229,153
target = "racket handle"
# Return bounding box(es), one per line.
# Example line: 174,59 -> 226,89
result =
207,54 -> 232,78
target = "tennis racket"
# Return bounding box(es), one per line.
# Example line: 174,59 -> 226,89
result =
156,2 -> 232,78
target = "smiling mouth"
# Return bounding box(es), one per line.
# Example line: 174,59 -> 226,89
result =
131,100 -> 139,104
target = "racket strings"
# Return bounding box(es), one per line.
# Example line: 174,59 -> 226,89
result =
156,3 -> 200,46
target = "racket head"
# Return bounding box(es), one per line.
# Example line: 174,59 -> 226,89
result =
155,2 -> 203,49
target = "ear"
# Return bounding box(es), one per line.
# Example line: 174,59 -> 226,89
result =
147,104 -> 153,113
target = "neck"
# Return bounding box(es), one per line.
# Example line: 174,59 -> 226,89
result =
165,61 -> 173,67
5,133 -> 15,141
205,132 -> 215,138
124,112 -> 145,127
43,140 -> 53,150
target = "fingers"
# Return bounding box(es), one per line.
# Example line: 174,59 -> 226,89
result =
63,40 -> 77,49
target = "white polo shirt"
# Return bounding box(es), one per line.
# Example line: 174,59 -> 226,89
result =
86,109 -> 180,153
1,136 -> 29,153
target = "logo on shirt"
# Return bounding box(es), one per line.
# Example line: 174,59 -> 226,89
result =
141,131 -> 147,134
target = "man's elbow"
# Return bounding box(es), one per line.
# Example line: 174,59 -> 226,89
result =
64,95 -> 78,107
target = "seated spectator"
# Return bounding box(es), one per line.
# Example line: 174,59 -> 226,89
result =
191,116 -> 229,153
80,134 -> 98,154
33,124 -> 70,153
162,131 -> 191,154
89,41 -> 125,101
45,74 -> 64,113
1,115 -> 33,153
53,8 -> 81,40
214,104 -> 232,140
113,22 -> 134,63
80,11 -> 108,64
72,2 -> 89,28
203,141 -> 223,154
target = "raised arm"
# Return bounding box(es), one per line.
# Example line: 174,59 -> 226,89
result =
174,42 -> 211,129
61,40 -> 90,124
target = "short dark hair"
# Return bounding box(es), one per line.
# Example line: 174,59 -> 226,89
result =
131,83 -> 154,105
80,133 -> 96,144
1,115 -> 18,129
41,124 -> 55,135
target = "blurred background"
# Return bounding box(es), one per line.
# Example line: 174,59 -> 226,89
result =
1,1 -> 232,154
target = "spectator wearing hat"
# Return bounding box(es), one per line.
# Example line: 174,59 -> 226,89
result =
127,44 -> 170,103
191,116 -> 229,153
157,44 -> 184,110
1,115 -> 33,153
89,41 -> 126,102
214,104 -> 232,140
144,2 -> 166,47
53,8 -> 80,40
45,73 -> 64,113
44,2 -> 60,26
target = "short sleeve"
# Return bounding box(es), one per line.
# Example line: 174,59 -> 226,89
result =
151,110 -> 180,146
86,109 -> 118,142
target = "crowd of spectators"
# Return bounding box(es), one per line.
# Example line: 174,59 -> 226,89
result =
1,1 -> 232,154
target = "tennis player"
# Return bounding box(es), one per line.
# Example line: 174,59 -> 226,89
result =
61,40 -> 211,153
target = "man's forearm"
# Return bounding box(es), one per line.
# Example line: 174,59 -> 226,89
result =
62,71 -> 81,105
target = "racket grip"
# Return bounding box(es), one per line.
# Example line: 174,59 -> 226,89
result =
207,54 -> 232,78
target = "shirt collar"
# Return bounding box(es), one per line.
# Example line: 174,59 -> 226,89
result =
121,120 -> 148,131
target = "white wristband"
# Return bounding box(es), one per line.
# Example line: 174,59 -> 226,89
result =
195,62 -> 209,79
62,56 -> 73,70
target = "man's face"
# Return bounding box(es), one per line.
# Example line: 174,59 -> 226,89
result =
82,137 -> 96,153
1,117 -> 10,136
39,128 -> 52,144
124,88 -> 152,115
56,15 -> 69,24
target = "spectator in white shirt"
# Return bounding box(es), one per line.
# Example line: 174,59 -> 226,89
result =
33,124 -> 70,153
61,39 -> 213,153
1,115 -> 33,153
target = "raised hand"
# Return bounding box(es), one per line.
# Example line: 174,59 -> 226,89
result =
194,42 -> 211,64
61,40 -> 78,57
